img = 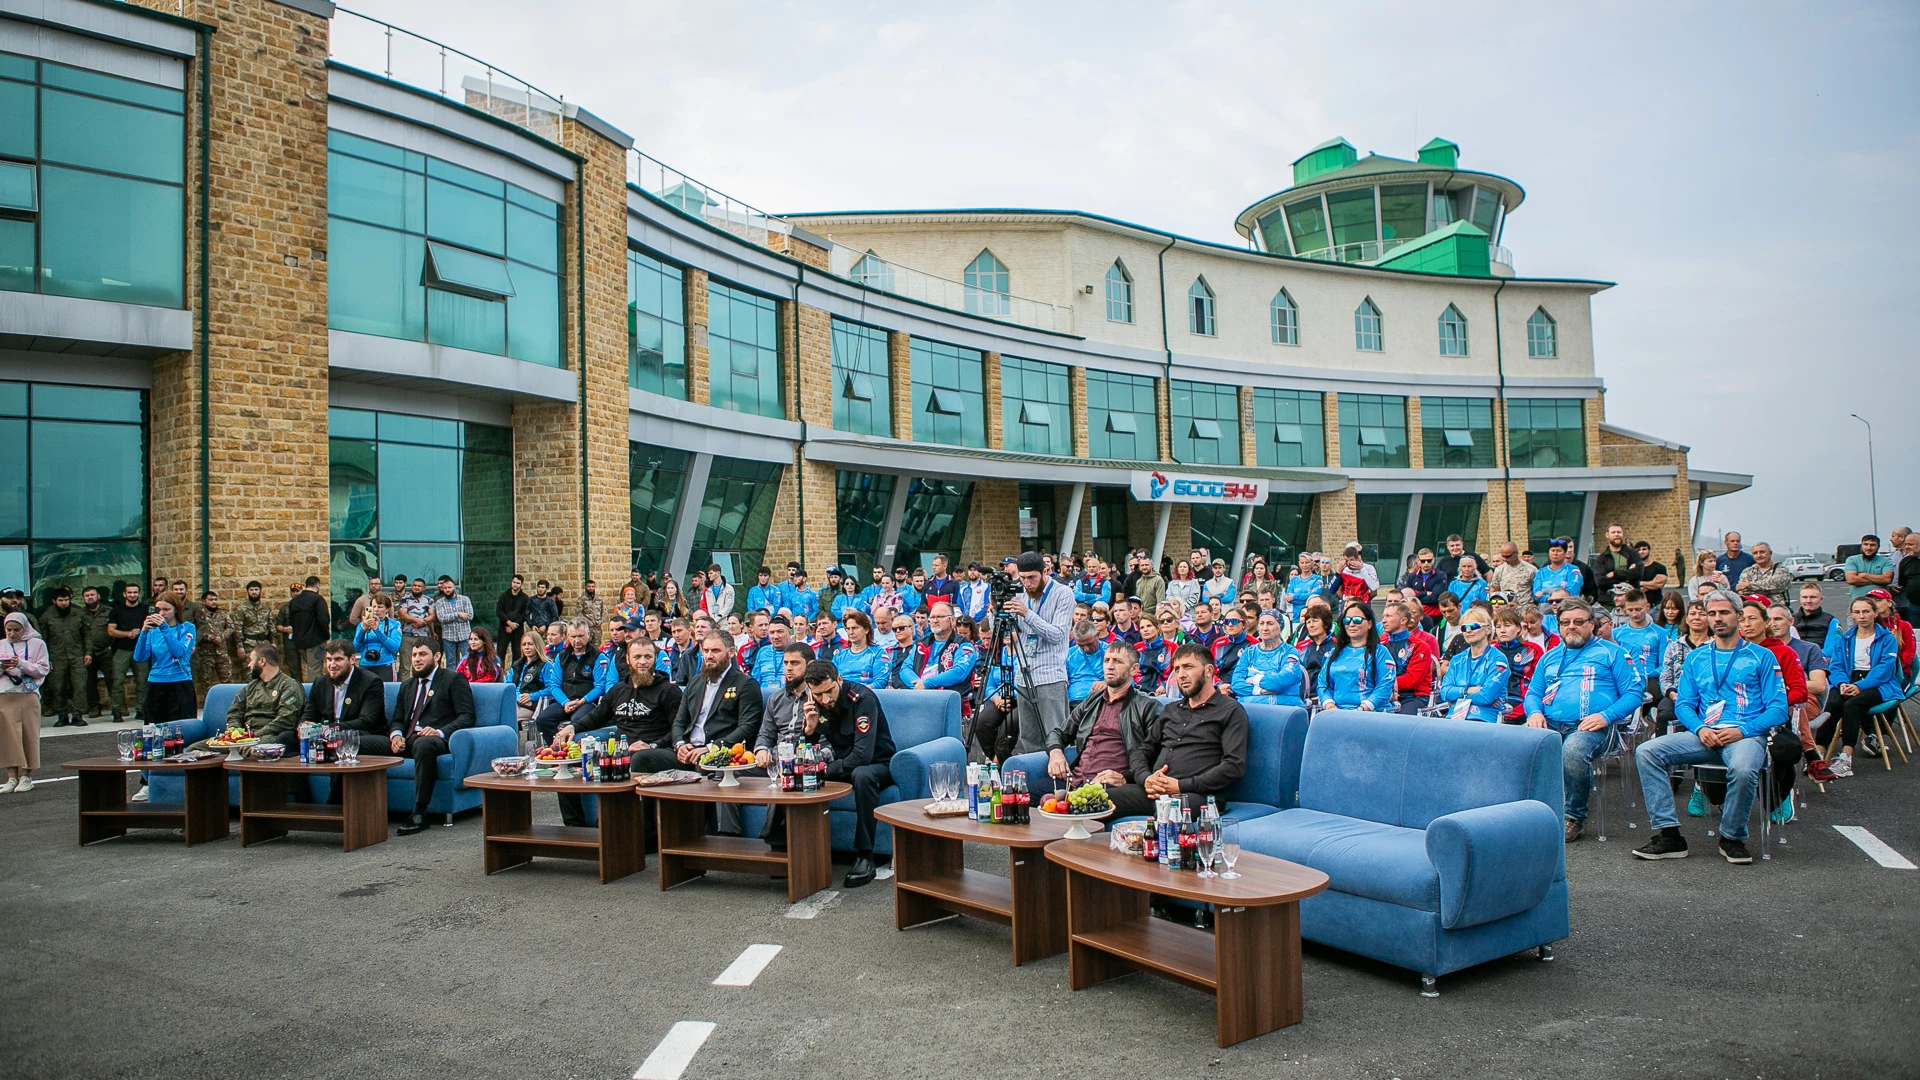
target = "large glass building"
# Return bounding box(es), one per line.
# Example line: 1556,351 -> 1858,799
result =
0,0 -> 1747,622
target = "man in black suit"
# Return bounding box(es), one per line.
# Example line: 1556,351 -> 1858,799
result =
300,639 -> 388,802
673,631 -> 763,835
389,640 -> 476,835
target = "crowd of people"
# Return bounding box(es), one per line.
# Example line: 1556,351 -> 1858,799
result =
1,524 -> 1914,871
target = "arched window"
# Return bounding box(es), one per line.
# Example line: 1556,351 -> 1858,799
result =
1270,289 -> 1298,345
1104,261 -> 1133,323
1354,297 -> 1382,351
1527,307 -> 1557,358
850,251 -> 894,292
963,249 -> 1009,316
1188,277 -> 1215,336
1438,304 -> 1468,356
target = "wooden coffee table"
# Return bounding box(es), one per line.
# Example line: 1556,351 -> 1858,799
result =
644,776 -> 850,902
1044,836 -> 1329,1047
876,799 -> 1105,965
466,773 -> 643,884
64,755 -> 229,846
228,756 -> 401,852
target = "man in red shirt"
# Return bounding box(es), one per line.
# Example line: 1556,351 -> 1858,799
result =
1381,600 -> 1435,712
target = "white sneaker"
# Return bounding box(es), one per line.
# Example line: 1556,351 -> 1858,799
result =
14,777 -> 31,793
130,785 -> 149,802
0,778 -> 16,794
1829,752 -> 1854,778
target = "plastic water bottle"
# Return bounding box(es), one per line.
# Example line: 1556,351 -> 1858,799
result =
966,763 -> 980,819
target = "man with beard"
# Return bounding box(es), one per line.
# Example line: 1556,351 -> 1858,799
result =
391,641 -> 476,835
799,660 -> 896,888
556,637 -> 683,827
301,639 -> 388,759
189,643 -> 304,753
674,631 -> 764,835
752,642 -> 820,852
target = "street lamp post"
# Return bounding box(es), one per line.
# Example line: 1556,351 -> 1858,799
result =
1850,413 -> 1879,537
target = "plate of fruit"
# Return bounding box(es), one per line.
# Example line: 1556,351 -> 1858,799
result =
1036,783 -> 1114,838
696,743 -> 759,787
532,743 -> 582,776
206,728 -> 261,761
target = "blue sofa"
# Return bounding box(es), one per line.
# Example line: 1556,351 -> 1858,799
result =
1001,701 -> 1310,823
580,688 -> 963,858
145,682 -> 520,821
1236,710 -> 1568,994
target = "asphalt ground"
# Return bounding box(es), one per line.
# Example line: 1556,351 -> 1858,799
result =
4,581 -> 1916,1080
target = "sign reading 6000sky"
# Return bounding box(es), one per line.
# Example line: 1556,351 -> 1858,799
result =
1129,470 -> 1269,506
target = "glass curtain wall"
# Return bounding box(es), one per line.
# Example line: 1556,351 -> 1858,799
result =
630,444 -> 689,575
1508,399 -> 1587,467
706,279 -> 783,419
326,130 -> 563,366
1085,370 -> 1157,460
1017,483 -> 1056,551
1170,380 -> 1239,465
1338,394 -> 1409,468
910,339 -> 985,448
628,248 -> 686,397
1420,397 -> 1496,468
327,407 -> 513,612
895,480 -> 972,572
0,54 -> 185,306
1188,495 -> 1312,574
1000,355 -> 1070,456
834,471 -> 896,579
1086,485 -> 1130,566
1252,388 -> 1325,467
1527,491 -> 1586,556
1356,494 -> 1412,583
1414,494 -> 1483,560
830,319 -> 891,437
0,381 -> 146,607
686,457 -> 782,610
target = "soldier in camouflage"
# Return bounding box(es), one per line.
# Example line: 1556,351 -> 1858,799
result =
193,589 -> 239,701
235,580 -> 276,656
79,586 -> 113,719
40,586 -> 90,726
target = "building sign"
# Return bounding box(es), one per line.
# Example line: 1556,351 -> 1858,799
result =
1129,469 -> 1268,505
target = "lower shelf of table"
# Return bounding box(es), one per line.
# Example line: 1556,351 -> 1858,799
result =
489,825 -> 603,855
1072,917 -> 1219,993
658,834 -> 791,872
243,803 -> 343,824
81,804 -> 187,825
897,869 -> 1014,923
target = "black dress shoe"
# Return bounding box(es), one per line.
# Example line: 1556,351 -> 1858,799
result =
70,716 -> 87,727
843,855 -> 876,889
397,813 -> 428,836
51,717 -> 68,728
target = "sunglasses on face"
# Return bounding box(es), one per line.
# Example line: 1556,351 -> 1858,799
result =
1157,617 -> 1178,625
1459,621 -> 1486,633
1343,616 -> 1368,626
1223,619 -> 1243,626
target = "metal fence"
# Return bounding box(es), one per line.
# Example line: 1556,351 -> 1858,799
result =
331,7 -> 564,143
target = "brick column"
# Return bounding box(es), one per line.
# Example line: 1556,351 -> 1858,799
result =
684,268 -> 711,405
1494,397 -> 1512,468
1582,395 -> 1602,468
1070,366 -> 1089,457
148,0 -> 331,595
888,331 -> 913,441
982,351 -> 1004,450
1311,484 -> 1357,552
1238,387 -> 1257,466
1322,392 -> 1342,468
1405,396 -> 1425,469
1481,478 -> 1526,553
764,303 -> 837,573
962,479 -> 1022,568
1155,377 -> 1173,462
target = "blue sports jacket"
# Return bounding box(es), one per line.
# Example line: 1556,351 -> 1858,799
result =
1231,642 -> 1306,706
1317,642 -> 1396,710
1436,645 -> 1511,722
133,621 -> 196,683
1674,639 -> 1788,738
1522,637 -> 1639,727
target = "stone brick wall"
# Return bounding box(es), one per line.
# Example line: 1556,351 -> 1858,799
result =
888,331 -> 913,440
143,0 -> 332,595
512,400 -> 582,581
684,268 -> 711,405
762,302 -> 835,574
1479,478 -> 1526,555
1311,485 -> 1357,553
1238,387 -> 1257,466
981,351 -> 1003,449
1069,367 -> 1089,457
1321,392 -> 1342,468
961,479 -> 1021,569
1595,426 -> 1693,573
1154,378 -> 1172,462
1405,396 -> 1424,469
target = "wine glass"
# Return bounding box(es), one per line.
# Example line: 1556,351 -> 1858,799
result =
341,734 -> 359,766
1195,816 -> 1218,879
1218,818 -> 1242,879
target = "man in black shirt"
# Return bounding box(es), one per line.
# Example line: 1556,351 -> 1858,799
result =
287,576 -> 330,678
1139,643 -> 1248,800
1634,541 -> 1670,598
1592,523 -> 1643,601
800,659 -> 896,888
555,638 -> 683,827
105,582 -> 148,721
1792,582 -> 1831,645
496,575 -> 530,660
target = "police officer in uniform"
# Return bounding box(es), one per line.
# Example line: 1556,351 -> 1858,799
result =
799,659 -> 896,888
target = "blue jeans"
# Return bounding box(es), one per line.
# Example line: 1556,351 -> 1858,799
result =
441,638 -> 470,668
1552,722 -> 1612,823
1635,730 -> 1766,842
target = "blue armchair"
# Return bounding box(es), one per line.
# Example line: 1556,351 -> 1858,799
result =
147,681 -> 520,823
1235,710 -> 1568,994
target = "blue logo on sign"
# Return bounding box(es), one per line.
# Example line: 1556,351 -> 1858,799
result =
1148,471 -> 1169,499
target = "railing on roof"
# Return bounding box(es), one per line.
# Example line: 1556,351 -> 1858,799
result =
330,7 -> 565,143
824,245 -> 1074,335
626,149 -> 793,249
1295,237 -> 1515,272
1488,243 -> 1514,269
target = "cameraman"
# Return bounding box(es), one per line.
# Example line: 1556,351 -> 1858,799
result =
998,550 -> 1074,755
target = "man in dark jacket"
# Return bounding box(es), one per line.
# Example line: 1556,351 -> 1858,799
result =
496,576 -> 530,660
800,659 -> 896,888
389,640 -> 476,835
672,631 -> 764,758
1591,524 -> 1643,600
1044,641 -> 1163,817
288,576 -> 330,678
301,639 -> 388,754
40,587 -> 88,725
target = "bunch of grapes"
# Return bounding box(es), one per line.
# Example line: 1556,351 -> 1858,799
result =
1066,782 -> 1111,814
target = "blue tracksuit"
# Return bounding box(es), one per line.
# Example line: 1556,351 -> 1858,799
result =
1317,643 -> 1396,710
1231,642 -> 1306,706
1611,621 -> 1669,685
831,593 -> 867,620
1522,638 -> 1640,727
133,621 -> 196,683
1447,578 -> 1488,607
911,636 -> 977,691
1075,576 -> 1112,606
782,583 -> 819,620
1285,574 -> 1322,622
1531,563 -> 1582,605
352,618 -> 403,668
896,584 -> 922,616
1822,623 -> 1901,696
1066,643 -> 1105,702
751,642 -> 785,692
746,583 -> 782,614
589,645 -> 621,702
1436,645 -> 1511,722
832,645 -> 888,688
1673,640 -> 1788,738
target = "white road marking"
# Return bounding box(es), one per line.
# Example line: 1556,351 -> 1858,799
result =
633,1021 -> 715,1080
784,890 -> 840,919
23,775 -> 78,784
1834,826 -> 1918,869
712,944 -> 782,987
875,865 -> 894,880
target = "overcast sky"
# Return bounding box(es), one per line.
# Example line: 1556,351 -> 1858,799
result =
346,0 -> 1918,556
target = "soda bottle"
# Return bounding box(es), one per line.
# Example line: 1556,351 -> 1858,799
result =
800,742 -> 819,793
1141,809 -> 1158,862
989,764 -> 1003,824
1015,772 -> 1031,825
1180,806 -> 1198,871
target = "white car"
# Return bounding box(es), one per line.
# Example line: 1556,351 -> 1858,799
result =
1781,555 -> 1827,581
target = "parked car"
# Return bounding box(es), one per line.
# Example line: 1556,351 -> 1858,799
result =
1826,544 -> 1863,581
1782,554 -> 1826,581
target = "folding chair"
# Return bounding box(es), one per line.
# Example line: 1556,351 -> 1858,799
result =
1590,703 -> 1653,843
1673,745 -> 1780,860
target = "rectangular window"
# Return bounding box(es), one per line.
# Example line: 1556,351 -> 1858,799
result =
38,166 -> 184,307
1171,380 -> 1239,465
1088,485 -> 1130,567
1000,355 -> 1070,456
1252,388 -> 1325,467
1414,493 -> 1483,560
1086,370 -> 1157,460
629,443 -> 689,575
1378,183 -> 1426,242
0,379 -> 147,607
1189,494 -> 1313,570
829,319 -> 890,437
327,130 -> 563,366
834,471 -> 896,580
909,338 -> 985,448
628,248 -> 687,398
1327,187 -> 1378,253
1527,490 -> 1586,556
894,479 -> 972,573
1338,393 -> 1409,468
1284,196 -> 1328,254
1508,398 -> 1587,468
706,279 -> 783,419
1420,397 -> 1496,468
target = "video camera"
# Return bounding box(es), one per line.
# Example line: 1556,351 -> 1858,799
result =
986,568 -> 1021,608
